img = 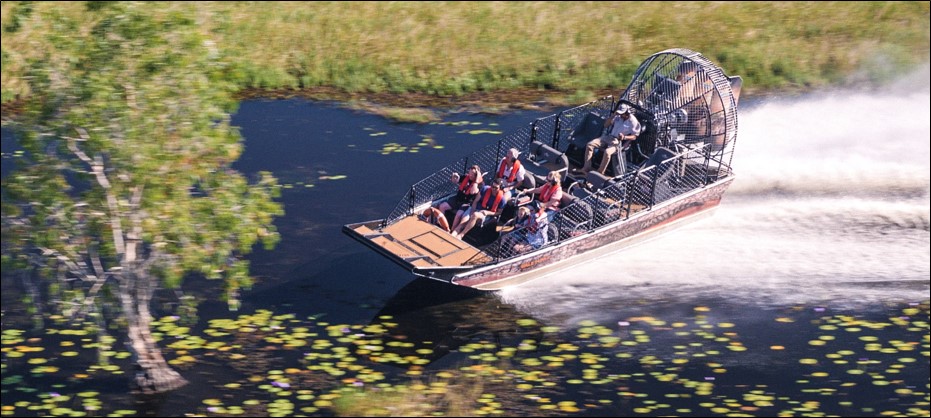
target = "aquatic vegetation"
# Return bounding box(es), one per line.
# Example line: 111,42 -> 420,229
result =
2,302 -> 928,417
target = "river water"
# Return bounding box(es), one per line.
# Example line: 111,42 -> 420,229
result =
1,85 -> 928,416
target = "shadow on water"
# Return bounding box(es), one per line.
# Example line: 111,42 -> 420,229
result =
368,278 -> 556,370
371,279 -> 487,365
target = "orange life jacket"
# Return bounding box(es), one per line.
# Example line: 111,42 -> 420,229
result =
480,187 -> 505,212
458,174 -> 476,192
497,158 -> 522,183
517,210 -> 544,233
539,183 -> 560,207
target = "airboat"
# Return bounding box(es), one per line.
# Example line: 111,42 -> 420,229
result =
344,48 -> 742,290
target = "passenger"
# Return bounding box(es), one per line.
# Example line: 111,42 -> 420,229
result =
519,170 -> 563,221
494,148 -> 527,201
419,206 -> 451,233
441,165 -> 483,231
501,206 -> 549,255
574,103 -> 641,175
452,178 -> 506,239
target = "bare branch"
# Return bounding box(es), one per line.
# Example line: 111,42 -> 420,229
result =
89,246 -> 106,280
37,246 -> 90,279
67,127 -> 125,258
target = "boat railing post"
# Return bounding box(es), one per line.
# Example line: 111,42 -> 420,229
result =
408,185 -> 416,216
530,120 -> 538,145
551,111 -> 563,149
649,168 -> 658,209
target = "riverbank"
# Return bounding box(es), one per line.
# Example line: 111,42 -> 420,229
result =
3,2 -> 929,105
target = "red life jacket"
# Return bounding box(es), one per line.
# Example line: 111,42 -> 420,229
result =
517,208 -> 546,233
458,175 -> 476,192
480,187 -> 504,212
497,158 -> 522,183
539,183 -> 560,207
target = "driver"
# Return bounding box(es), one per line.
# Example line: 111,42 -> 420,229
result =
574,103 -> 641,175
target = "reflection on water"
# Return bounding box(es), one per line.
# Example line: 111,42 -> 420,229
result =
2,89 -> 929,417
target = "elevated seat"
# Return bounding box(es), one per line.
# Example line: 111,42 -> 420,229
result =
563,111 -> 631,178
563,112 -> 606,167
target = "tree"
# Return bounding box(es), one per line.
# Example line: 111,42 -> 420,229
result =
1,2 -> 283,394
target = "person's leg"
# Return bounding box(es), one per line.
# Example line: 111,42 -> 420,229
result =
458,212 -> 484,238
597,145 -> 617,174
451,207 -> 469,233
581,137 -> 601,172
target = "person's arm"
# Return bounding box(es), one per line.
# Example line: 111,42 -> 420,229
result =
507,172 -> 520,190
619,123 -> 642,148
515,169 -> 526,189
469,191 -> 482,212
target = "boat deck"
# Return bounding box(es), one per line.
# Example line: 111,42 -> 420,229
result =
349,193 -> 650,270
349,216 -> 492,267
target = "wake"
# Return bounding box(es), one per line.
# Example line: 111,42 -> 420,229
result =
501,85 -> 931,318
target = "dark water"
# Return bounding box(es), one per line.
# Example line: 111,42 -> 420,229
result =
1,89 -> 929,417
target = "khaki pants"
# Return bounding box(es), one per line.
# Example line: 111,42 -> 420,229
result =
582,135 -> 618,174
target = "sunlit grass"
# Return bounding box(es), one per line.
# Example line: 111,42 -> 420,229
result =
2,1 -> 929,104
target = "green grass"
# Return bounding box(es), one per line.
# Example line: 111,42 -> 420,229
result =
2,1 -> 929,104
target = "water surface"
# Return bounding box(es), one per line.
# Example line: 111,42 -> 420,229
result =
1,88 -> 928,416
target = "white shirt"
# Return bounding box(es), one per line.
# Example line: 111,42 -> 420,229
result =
609,114 -> 641,139
499,159 -> 526,187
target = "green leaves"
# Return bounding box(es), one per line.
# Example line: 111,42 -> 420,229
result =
2,1 -> 281,341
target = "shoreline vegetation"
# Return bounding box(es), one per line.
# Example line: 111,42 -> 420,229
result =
2,2 -> 929,122
0,2 -> 931,121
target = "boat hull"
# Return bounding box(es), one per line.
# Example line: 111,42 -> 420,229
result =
428,176 -> 733,290
344,49 -> 741,291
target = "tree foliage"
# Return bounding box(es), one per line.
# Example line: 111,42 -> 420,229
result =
1,2 -> 282,392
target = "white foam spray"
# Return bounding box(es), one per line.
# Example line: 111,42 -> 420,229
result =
501,82 -> 930,324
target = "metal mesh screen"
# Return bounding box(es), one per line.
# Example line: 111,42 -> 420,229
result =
382,97 -> 614,226
553,97 -> 615,151
475,143 -> 721,265
382,49 -> 740,270
383,125 -> 535,226
621,48 -> 737,179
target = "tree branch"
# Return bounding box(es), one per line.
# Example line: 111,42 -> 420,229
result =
67,127 -> 126,258
37,246 -> 90,279
126,186 -> 144,263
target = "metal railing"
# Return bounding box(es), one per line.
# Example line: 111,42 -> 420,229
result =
381,96 -> 616,227
465,143 -> 730,265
